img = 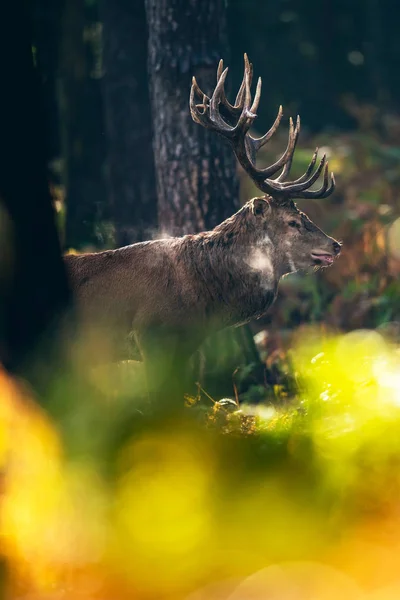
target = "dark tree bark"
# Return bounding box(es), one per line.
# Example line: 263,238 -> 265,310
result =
61,0 -> 107,250
0,2 -> 71,392
32,0 -> 63,170
145,0 -> 261,398
145,0 -> 240,236
100,0 -> 157,246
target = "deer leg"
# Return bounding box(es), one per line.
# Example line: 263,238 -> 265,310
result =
137,330 -> 196,411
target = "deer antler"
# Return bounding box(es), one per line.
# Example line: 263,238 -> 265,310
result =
190,54 -> 335,201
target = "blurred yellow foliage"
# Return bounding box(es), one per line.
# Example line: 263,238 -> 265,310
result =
0,328 -> 400,599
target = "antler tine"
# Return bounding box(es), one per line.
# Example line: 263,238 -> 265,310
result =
250,77 -> 262,116
268,157 -> 336,200
289,161 -> 331,199
321,172 -> 336,198
216,54 -> 253,116
190,77 -> 214,128
231,53 -> 254,111
283,146 -> 319,186
233,56 -> 257,135
209,67 -> 237,134
191,75 -> 210,104
251,105 -> 284,154
275,115 -> 301,182
311,171 -> 335,199
217,58 -> 224,80
281,150 -> 324,188
190,77 -> 204,122
190,68 -> 244,138
189,54 -> 336,201
237,53 -> 253,105
234,69 -> 247,108
216,59 -> 237,114
244,116 -> 298,183
278,154 -> 327,193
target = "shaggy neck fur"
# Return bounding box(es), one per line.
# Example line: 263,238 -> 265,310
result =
176,207 -> 280,326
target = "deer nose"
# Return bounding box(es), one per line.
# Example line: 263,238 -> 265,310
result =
332,241 -> 341,255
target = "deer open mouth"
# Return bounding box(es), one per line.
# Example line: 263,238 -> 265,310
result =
311,252 -> 335,266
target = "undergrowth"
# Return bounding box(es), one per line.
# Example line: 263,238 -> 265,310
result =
1,327 -> 400,599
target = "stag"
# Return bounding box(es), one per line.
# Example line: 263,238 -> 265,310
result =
65,54 -> 341,403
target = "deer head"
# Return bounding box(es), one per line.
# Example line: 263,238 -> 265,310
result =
190,54 -> 341,276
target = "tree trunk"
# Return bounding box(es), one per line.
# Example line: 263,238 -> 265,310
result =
61,0 -> 107,250
100,0 -> 157,246
145,0 -> 261,399
0,1 -> 71,394
32,0 -> 63,171
145,0 -> 239,236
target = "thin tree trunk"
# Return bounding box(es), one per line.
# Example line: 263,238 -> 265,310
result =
100,0 -> 157,246
145,0 -> 261,398
61,0 -> 107,250
0,1 -> 71,393
32,0 -> 63,171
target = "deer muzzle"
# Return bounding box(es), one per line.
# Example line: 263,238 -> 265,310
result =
311,240 -> 341,266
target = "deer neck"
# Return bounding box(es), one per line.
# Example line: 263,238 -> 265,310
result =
188,230 -> 279,326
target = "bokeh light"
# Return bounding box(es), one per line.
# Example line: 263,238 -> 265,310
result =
1,328 -> 400,599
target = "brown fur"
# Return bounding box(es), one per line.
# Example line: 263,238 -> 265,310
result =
65,196 -> 340,402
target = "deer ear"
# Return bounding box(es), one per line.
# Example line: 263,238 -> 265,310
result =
251,198 -> 269,216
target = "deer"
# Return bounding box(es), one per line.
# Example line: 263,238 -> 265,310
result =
64,54 -> 341,405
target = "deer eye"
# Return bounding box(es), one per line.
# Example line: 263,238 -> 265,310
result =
288,220 -> 300,228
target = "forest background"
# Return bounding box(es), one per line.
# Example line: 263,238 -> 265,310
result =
0,1 -> 399,598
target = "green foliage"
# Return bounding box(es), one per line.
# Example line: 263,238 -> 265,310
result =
1,327 -> 400,598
